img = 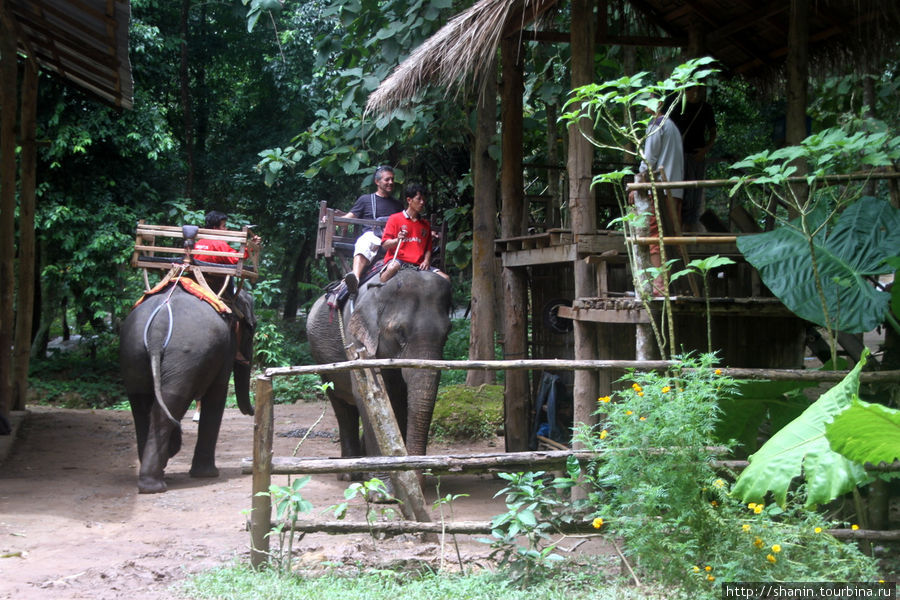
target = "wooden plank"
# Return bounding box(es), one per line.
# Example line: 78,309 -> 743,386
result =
501,243 -> 576,267
558,305 -> 651,324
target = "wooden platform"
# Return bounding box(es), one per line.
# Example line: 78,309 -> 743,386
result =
557,296 -> 793,324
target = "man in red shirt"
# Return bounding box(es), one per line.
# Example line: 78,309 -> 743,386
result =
380,184 -> 449,283
194,210 -> 261,264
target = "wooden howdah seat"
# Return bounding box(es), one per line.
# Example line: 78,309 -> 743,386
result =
131,220 -> 259,296
315,200 -> 446,276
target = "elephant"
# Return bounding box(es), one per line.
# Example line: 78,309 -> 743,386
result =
306,268 -> 452,464
119,281 -> 255,493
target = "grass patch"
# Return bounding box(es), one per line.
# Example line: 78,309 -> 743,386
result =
430,384 -> 503,442
181,563 -> 680,600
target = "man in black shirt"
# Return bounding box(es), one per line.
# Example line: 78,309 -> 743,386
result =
671,86 -> 717,232
340,165 -> 403,295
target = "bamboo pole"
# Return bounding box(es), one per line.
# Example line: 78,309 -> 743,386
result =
264,359 -> 900,384
631,236 -> 739,245
625,171 -> 900,191
250,375 -> 274,569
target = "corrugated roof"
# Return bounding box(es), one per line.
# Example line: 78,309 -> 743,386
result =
7,0 -> 133,109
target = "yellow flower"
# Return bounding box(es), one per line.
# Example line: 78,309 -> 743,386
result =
747,502 -> 757,509
692,566 -> 700,573
625,410 -> 633,416
713,478 -> 725,488
592,517 -> 604,529
639,416 -> 646,421
753,537 -> 764,549
631,383 -> 642,392
704,565 -> 712,572
715,368 -> 722,375
851,524 -> 859,531
707,575 -> 715,582
600,429 -> 608,440
710,500 -> 718,507
753,504 -> 763,514
766,554 -> 776,564
661,386 -> 671,393
742,524 -> 751,533
598,396 -> 611,403
814,527 -> 822,534
637,391 -> 644,397
771,544 -> 781,553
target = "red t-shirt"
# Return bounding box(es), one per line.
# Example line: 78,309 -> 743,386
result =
381,211 -> 432,265
194,238 -> 246,264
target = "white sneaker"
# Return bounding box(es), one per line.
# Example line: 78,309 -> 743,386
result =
192,411 -> 200,422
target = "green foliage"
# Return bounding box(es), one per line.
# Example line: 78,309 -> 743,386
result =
430,384 -> 503,441
256,476 -> 314,572
28,334 -> 127,409
572,355 -> 878,594
736,196 -> 900,334
482,465 -> 581,586
732,356 -> 871,508
825,399 -> 900,467
184,564 -> 663,600
330,478 -> 398,548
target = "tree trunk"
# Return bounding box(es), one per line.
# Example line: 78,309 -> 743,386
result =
13,58 -> 37,411
784,0 -> 808,221
467,54 -> 498,387
179,0 -> 195,198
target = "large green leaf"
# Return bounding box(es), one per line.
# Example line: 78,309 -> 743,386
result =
826,399 -> 900,466
731,358 -> 870,507
736,196 -> 900,333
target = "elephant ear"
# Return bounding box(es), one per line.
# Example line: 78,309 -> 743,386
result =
233,289 -> 256,329
347,286 -> 383,356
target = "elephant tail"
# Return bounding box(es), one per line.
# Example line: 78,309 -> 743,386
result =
149,347 -> 181,431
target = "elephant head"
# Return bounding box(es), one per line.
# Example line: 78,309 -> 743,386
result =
346,269 -> 452,456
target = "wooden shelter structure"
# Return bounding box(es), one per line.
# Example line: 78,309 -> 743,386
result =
365,0 -> 900,451
0,0 -> 133,423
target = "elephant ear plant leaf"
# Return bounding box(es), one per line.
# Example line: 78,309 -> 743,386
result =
825,399 -> 900,469
736,196 -> 900,334
732,355 -> 871,508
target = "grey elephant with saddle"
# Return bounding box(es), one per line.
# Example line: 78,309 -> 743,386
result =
119,281 -> 256,493
306,268 -> 452,463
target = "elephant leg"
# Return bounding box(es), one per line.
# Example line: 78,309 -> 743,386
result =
190,382 -> 227,479
138,402 -> 185,494
128,393 -> 153,461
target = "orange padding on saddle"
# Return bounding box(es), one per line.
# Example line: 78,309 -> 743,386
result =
134,277 -> 230,314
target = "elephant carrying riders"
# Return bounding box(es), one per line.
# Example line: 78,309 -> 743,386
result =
379,183 -> 449,283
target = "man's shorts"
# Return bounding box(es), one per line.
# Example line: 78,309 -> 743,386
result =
354,231 -> 382,261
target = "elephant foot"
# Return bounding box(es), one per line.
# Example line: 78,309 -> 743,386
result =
138,476 -> 167,494
365,473 -> 399,504
189,464 -> 220,478
337,472 -> 364,482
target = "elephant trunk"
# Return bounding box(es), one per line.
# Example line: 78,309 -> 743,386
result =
233,360 -> 254,416
401,365 -> 442,457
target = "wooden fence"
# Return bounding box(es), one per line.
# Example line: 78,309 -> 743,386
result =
248,359 -> 900,568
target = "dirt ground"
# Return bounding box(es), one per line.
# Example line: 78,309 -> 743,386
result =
1,401 -> 603,600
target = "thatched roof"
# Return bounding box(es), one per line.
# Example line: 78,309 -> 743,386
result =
365,0 -> 558,115
366,0 -> 900,115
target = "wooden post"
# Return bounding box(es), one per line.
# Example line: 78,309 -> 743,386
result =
784,0 -> 809,220
467,53 -> 498,387
349,348 -> 431,524
631,173 -> 659,360
13,58 -> 37,412
500,33 -> 530,452
250,375 -> 274,568
0,5 -> 18,421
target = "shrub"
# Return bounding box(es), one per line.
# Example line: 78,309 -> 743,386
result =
430,384 -> 503,441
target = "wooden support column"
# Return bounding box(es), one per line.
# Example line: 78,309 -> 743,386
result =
500,34 -> 529,452
0,8 -> 18,420
568,0 -> 598,443
785,0 -> 809,218
250,375 -> 274,568
467,54 -> 498,387
13,58 -> 37,411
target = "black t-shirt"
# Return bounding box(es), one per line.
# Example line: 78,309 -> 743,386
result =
348,193 -> 403,234
671,101 -> 716,153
